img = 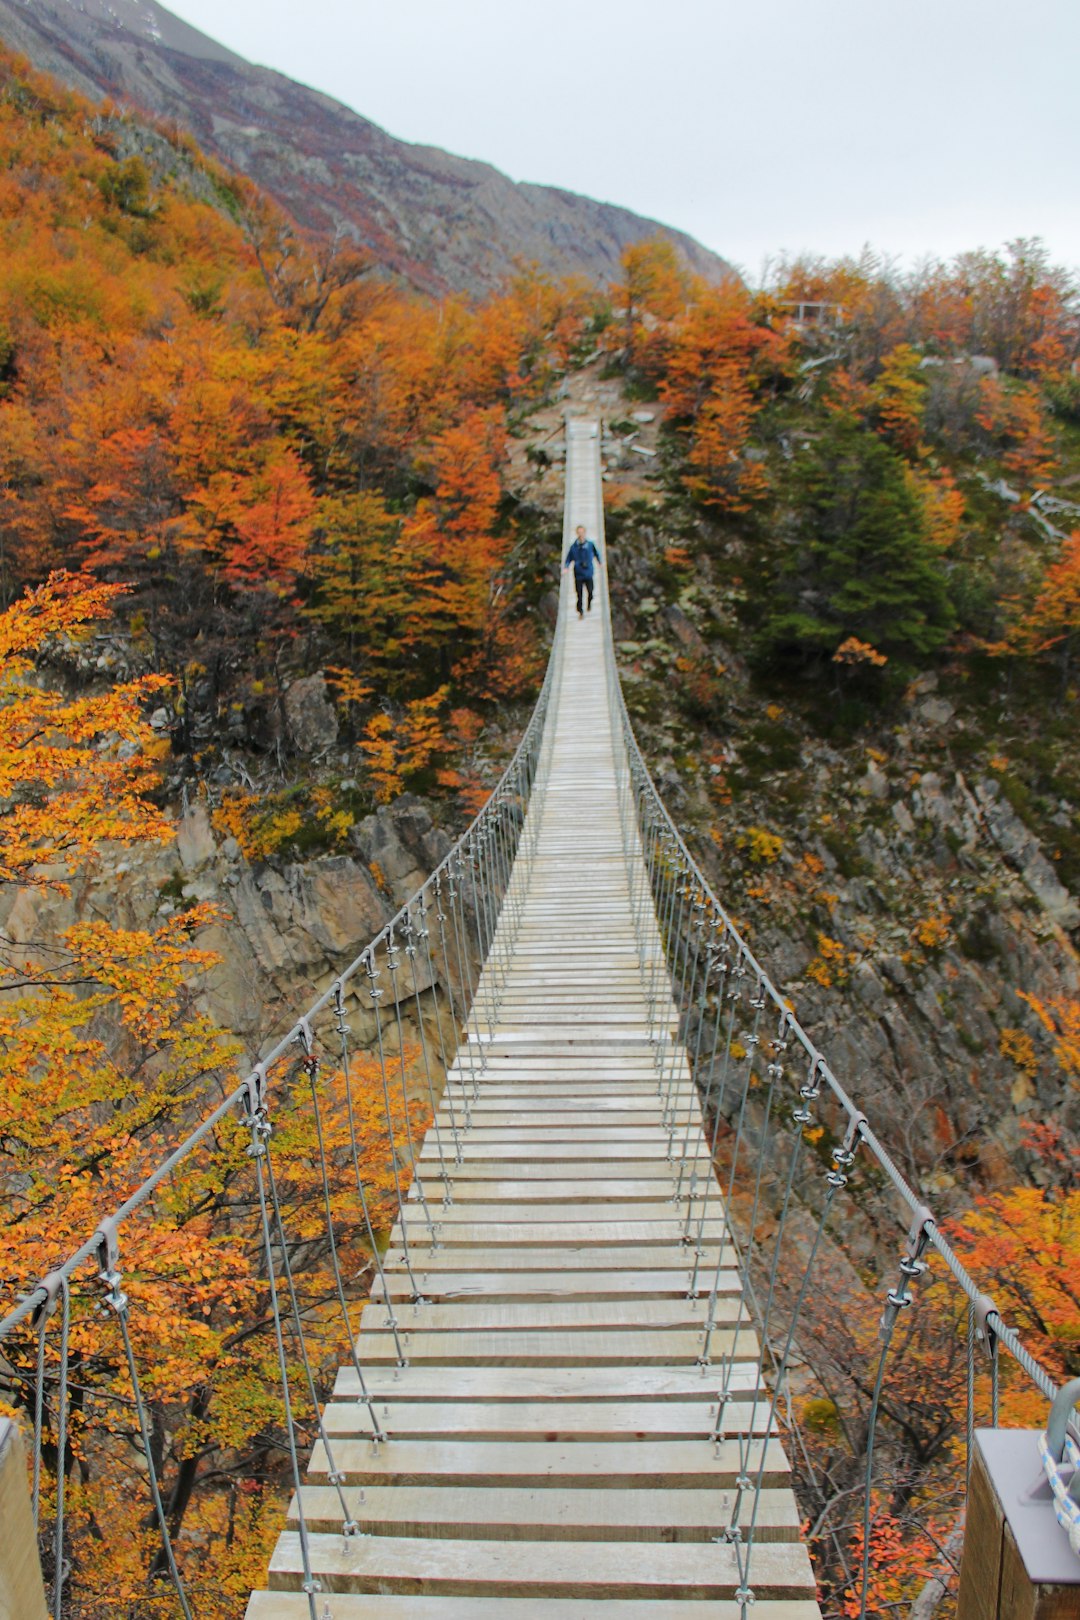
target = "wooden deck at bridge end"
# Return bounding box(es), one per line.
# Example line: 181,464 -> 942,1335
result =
245,422 -> 821,1617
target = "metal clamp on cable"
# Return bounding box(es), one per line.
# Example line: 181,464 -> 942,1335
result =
827,1111 -> 866,1189
365,949 -> 384,1000
29,1269 -> 65,1330
241,1065 -> 271,1156
879,1204 -> 933,1339
793,1056 -> 824,1125
973,1292 -> 1001,1360
94,1216 -> 127,1314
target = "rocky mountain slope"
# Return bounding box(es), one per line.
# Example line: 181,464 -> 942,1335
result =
40,357 -> 1074,1174
0,0 -> 733,295
510,360 -> 1080,1194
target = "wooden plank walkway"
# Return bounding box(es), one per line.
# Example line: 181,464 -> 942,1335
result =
246,421 -> 819,1617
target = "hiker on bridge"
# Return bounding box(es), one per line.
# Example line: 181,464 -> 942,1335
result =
564,524 -> 602,617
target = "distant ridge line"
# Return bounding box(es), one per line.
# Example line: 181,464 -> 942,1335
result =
0,0 -> 735,296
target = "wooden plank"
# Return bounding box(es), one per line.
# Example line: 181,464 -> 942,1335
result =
265,1530 -> 816,1599
331,1365 -> 764,1403
384,1244 -> 728,1272
305,1436 -> 791,1488
416,1201 -> 715,1225
456,1053 -> 681,1064
416,1143 -> 696,1161
457,1105 -> 697,1119
371,1267 -> 737,1301
468,1039 -> 672,1053
449,1093 -> 688,1107
359,1298 -> 740,1334
416,1160 -> 695,1181
248,1597 -> 821,1620
421,1180 -> 706,1203
388,1220 -> 728,1247
417,1134 -> 689,1146
321,1397 -> 777,1440
352,1327 -> 760,1367
290,1482 -> 801,1541
450,1110 -> 687,1126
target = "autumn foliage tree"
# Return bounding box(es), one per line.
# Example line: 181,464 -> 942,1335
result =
614,236 -> 688,369
0,575 -> 433,1614
975,375 -> 1057,488
0,573 -> 169,882
0,45 -> 589,809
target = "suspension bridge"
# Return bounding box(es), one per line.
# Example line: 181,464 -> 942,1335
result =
1,420 -> 1077,1620
245,419 -> 816,1615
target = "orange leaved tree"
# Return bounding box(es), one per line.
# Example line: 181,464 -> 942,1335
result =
0,575 -> 429,1615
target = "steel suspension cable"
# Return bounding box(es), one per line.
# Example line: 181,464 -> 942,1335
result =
302,1027 -> 383,1443
332,981 -> 407,1368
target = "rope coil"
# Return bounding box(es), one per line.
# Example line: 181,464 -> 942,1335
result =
1038,1433 -> 1080,1556
1040,1380 -> 1080,1558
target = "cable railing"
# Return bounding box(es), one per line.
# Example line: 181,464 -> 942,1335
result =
0,605 -> 564,1620
589,426 -> 1076,1612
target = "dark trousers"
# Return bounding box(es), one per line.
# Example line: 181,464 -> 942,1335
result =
575,574 -> 594,613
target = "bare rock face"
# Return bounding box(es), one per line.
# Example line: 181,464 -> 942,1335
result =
749,761 -> 1080,1172
350,796 -> 454,907
0,793 -> 460,1057
0,0 -> 736,297
974,779 -> 1080,930
179,796 -> 459,1033
284,674 -> 338,756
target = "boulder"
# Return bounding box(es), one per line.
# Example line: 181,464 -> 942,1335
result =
892,802 -> 915,835
229,855 -> 389,986
284,673 -> 338,754
176,804 -> 215,870
916,696 -> 955,728
858,760 -> 889,801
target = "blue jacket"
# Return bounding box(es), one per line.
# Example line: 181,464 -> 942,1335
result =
565,537 -> 601,579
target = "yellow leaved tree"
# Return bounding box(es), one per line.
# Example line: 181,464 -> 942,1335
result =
0,574 -> 427,1615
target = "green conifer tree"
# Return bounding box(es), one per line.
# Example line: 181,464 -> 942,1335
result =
762,413 -> 953,666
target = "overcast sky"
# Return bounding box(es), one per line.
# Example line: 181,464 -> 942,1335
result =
161,0 -> 1078,282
